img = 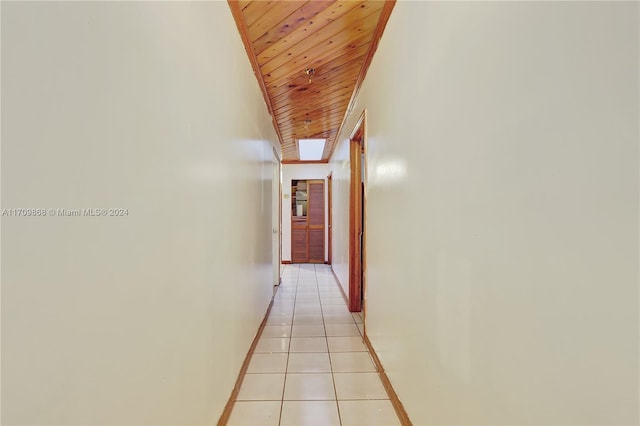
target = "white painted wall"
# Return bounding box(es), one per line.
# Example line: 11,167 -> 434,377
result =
281,164 -> 330,263
329,142 -> 351,296
330,2 -> 639,425
1,2 -> 278,425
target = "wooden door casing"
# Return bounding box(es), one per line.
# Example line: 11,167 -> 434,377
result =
291,179 -> 325,264
349,111 -> 366,312
307,180 -> 325,263
327,173 -> 332,265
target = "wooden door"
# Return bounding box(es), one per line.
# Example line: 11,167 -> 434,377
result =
327,174 -> 332,264
292,227 -> 308,262
308,180 -> 325,263
349,111 -> 366,312
292,179 -> 308,263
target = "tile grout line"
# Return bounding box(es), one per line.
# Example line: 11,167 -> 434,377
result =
278,263 -> 299,426
324,265 -> 395,419
230,264 -> 403,424
316,264 -> 343,426
328,264 -> 408,424
220,264 -> 285,425
229,397 -> 392,402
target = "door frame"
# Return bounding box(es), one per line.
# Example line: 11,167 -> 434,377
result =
291,179 -> 325,263
349,110 -> 366,312
291,179 -> 309,263
327,173 -> 332,265
307,179 -> 326,263
273,147 -> 282,285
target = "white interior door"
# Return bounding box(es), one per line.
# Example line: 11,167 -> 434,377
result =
272,150 -> 281,285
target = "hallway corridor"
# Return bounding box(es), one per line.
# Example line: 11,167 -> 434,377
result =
2,2 -> 637,424
227,264 -> 400,426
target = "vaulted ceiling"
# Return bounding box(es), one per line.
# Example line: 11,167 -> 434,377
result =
228,1 -> 395,163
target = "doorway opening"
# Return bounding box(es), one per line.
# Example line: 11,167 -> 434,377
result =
349,111 -> 366,313
273,148 -> 282,288
291,179 -> 325,263
327,173 -> 333,265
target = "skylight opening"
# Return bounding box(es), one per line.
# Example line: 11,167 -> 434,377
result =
298,139 -> 326,161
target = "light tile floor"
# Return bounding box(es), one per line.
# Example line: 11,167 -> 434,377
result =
228,264 -> 401,426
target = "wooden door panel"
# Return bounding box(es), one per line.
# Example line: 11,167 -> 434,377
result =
308,180 -> 325,263
309,228 -> 324,263
308,181 -> 325,226
292,227 -> 308,263
292,179 -> 324,264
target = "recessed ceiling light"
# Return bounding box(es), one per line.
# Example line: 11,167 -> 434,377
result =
298,139 -> 326,161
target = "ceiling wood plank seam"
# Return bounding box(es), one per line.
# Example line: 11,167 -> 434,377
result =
229,0 -> 396,162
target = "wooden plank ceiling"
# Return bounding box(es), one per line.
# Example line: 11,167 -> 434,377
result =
229,1 -> 395,163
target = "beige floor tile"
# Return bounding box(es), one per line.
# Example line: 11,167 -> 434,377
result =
272,300 -> 296,308
296,300 -> 321,305
323,314 -> 356,324
280,401 -> 340,426
254,337 -> 290,353
319,290 -> 344,296
324,323 -> 360,337
262,325 -> 292,338
266,314 -> 293,326
234,264 -> 401,424
290,337 -> 328,352
295,307 -> 323,315
322,306 -> 351,315
283,373 -> 335,400
237,374 -> 285,400
287,352 -> 331,373
227,401 -> 281,426
333,372 -> 387,400
295,293 -> 320,300
295,297 -> 321,304
293,315 -> 324,325
327,336 -> 367,352
292,324 -> 326,337
247,353 -> 288,373
320,297 -> 347,306
270,308 -> 295,316
339,400 -> 400,426
330,352 -> 377,373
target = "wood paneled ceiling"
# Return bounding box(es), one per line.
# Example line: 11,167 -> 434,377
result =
229,1 -> 395,163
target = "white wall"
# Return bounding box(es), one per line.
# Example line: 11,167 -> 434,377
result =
330,2 -> 639,425
281,164 -> 329,262
1,2 -> 278,425
329,143 -> 351,296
